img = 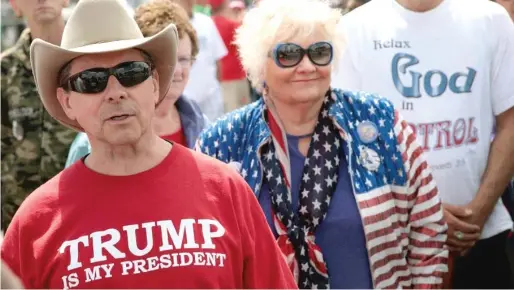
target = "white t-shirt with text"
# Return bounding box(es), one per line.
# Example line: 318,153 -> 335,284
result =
332,0 -> 514,239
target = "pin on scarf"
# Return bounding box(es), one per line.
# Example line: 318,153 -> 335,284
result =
359,145 -> 381,172
357,120 -> 379,144
356,121 -> 381,171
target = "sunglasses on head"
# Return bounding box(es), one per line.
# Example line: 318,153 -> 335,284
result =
61,61 -> 153,94
270,41 -> 334,68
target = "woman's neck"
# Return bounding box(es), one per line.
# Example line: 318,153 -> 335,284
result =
269,95 -> 325,137
153,105 -> 182,136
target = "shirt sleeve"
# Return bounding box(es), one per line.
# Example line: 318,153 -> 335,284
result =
1,59 -> 12,162
393,110 -> 449,288
491,8 -> 514,116
1,216 -> 34,288
231,176 -> 297,289
65,133 -> 91,168
331,19 -> 362,91
1,258 -> 25,289
209,18 -> 228,61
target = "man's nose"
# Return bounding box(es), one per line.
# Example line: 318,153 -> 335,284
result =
104,76 -> 128,102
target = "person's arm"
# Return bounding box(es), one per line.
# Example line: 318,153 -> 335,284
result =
1,61 -> 11,164
465,8 -> 514,233
0,233 -> 25,289
201,113 -> 211,129
65,133 -> 91,168
195,112 -> 243,164
1,57 -> 19,232
215,60 -> 222,82
1,259 -> 25,289
1,216 -> 35,288
468,109 -> 514,225
393,110 -> 449,288
230,175 -> 297,288
210,18 -> 228,82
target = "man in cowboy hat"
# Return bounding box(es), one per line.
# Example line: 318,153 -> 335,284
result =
1,0 -> 77,232
0,0 -> 297,288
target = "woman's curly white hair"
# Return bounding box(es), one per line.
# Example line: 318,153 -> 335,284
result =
234,0 -> 344,92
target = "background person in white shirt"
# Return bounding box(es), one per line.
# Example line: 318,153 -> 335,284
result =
173,0 -> 228,121
495,0 -> 514,20
332,0 -> 514,288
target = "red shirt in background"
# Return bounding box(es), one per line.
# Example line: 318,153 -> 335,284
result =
161,127 -> 187,147
212,15 -> 246,81
1,144 -> 297,289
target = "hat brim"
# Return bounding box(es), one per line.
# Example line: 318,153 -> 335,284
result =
30,23 -> 178,132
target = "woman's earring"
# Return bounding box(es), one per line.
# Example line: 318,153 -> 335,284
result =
262,81 -> 269,96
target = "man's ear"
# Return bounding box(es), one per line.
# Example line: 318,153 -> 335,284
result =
10,0 -> 22,18
152,70 -> 160,104
56,88 -> 77,121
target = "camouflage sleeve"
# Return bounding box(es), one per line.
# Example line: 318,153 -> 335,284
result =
1,57 -> 12,162
1,56 -> 15,232
65,132 -> 91,168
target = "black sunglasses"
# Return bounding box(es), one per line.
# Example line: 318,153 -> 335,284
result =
61,61 -> 153,94
270,41 -> 333,68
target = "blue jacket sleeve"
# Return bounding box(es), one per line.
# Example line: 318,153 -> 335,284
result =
65,133 -> 92,168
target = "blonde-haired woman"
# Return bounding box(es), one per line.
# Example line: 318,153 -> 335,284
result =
196,0 -> 449,288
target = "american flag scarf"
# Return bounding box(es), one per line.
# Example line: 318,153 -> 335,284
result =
261,91 -> 342,289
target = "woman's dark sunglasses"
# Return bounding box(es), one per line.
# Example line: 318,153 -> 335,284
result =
270,41 -> 333,68
61,61 -> 153,94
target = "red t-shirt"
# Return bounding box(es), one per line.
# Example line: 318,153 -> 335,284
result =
1,144 -> 297,289
212,15 -> 246,81
161,127 -> 187,147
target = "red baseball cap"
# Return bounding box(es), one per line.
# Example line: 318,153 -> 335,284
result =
209,0 -> 224,10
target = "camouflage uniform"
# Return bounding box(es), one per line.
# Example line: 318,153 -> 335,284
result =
1,28 -> 77,231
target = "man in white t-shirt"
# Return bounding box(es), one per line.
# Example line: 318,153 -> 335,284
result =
332,0 -> 514,287
496,0 -> 514,20
174,0 -> 228,121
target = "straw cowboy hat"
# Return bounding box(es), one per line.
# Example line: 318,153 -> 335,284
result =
30,0 -> 179,131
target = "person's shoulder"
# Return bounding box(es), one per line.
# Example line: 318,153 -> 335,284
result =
448,0 -> 513,39
193,12 -> 215,25
1,39 -> 22,63
177,95 -> 204,118
337,0 -> 388,36
180,146 -> 250,195
198,100 -> 264,142
196,100 -> 264,164
1,29 -> 30,64
1,47 -> 17,67
221,100 -> 264,123
65,132 -> 91,166
9,169 -> 71,228
333,88 -> 395,112
1,46 -> 20,77
340,0 -> 386,22
187,146 -> 237,174
450,0 -> 508,17
71,132 -> 90,148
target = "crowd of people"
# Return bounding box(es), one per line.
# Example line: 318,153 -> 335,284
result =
1,0 -> 513,288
